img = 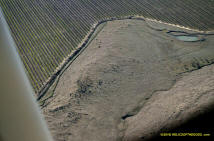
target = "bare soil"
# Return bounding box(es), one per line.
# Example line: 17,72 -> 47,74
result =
42,19 -> 214,141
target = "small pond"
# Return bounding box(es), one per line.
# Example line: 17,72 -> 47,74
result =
175,35 -> 201,42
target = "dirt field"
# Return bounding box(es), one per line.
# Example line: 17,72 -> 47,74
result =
42,19 -> 214,141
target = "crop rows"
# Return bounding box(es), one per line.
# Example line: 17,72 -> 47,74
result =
0,0 -> 213,94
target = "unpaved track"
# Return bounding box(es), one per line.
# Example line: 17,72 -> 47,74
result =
42,19 -> 214,141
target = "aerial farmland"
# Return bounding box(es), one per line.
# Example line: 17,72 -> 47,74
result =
0,0 -> 214,95
0,0 -> 214,141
